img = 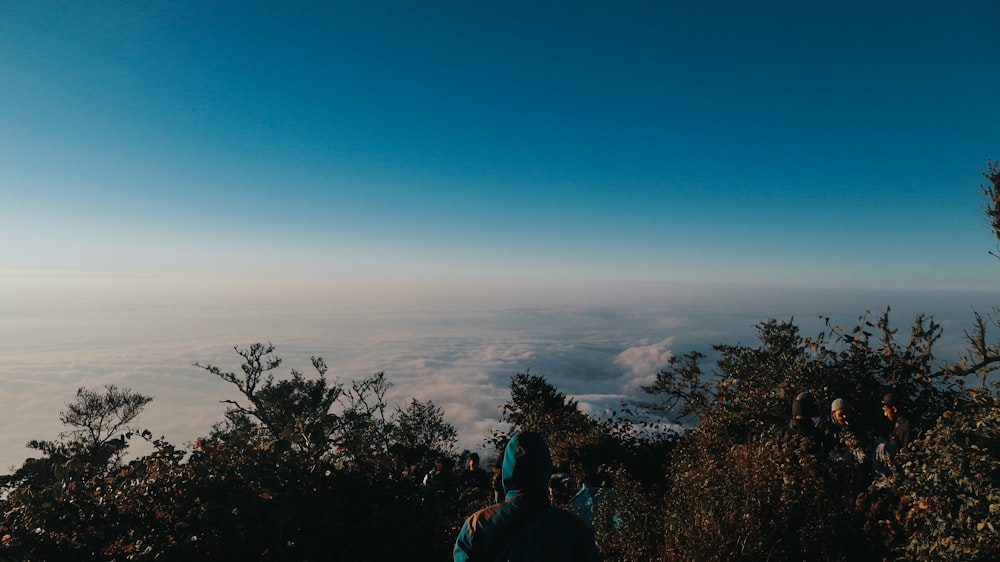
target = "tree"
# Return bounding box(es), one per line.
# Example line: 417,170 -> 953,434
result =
984,159 -> 1000,261
196,343 -> 395,470
188,345 -> 456,559
195,343 -> 338,444
495,372 -> 600,470
60,385 -> 152,462
889,159 -> 1000,561
640,313 -> 968,560
0,385 -> 152,489
391,398 -> 457,470
0,386 -> 152,560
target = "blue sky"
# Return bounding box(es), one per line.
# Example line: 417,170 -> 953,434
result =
1,2 -> 999,469
3,1 -> 998,289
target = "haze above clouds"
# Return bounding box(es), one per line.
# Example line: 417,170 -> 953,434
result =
3,272 -> 997,471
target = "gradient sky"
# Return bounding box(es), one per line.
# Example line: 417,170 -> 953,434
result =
3,1 -> 999,291
2,2 -> 1000,470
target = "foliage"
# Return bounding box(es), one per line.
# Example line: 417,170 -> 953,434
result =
644,312 -> 960,444
196,343 -> 343,455
984,159 -> 1000,260
0,385 -> 152,493
640,310 -> 996,562
895,394 -> 1000,561
593,465 -> 665,562
0,347 -> 460,561
660,429 -> 873,562
0,386 -> 153,560
882,159 -> 1000,560
392,398 -> 457,471
494,371 -> 676,561
494,371 -> 597,457
59,385 -> 153,452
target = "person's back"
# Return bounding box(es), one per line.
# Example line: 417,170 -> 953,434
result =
453,432 -> 600,562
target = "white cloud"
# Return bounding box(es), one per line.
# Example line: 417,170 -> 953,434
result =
614,337 -> 675,384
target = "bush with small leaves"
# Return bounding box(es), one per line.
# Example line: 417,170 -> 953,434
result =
894,394 -> 1000,561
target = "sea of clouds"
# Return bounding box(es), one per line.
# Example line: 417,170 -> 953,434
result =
2,274 -> 996,472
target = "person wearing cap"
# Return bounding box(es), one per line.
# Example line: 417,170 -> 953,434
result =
453,431 -> 599,562
830,397 -> 864,437
827,398 -> 869,484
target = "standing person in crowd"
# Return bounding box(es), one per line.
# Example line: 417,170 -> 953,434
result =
548,472 -> 577,507
828,398 -> 869,488
881,392 -> 913,450
458,452 -> 494,508
453,431 -> 600,562
423,457 -> 457,498
460,452 -> 491,490
568,443 -> 611,531
829,398 -> 866,460
872,392 -> 913,481
797,391 -> 826,428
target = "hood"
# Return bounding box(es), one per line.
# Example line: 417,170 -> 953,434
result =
501,431 -> 553,499
788,417 -> 817,436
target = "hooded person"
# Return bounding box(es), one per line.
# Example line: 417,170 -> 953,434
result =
453,431 -> 600,562
777,392 -> 834,455
783,394 -> 822,438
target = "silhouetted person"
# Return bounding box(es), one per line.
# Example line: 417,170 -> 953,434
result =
458,451 -> 493,508
460,452 -> 491,490
796,391 -> 826,428
453,431 -> 599,562
873,391 -> 913,480
548,472 -> 577,507
881,392 -> 913,451
778,392 -> 830,454
490,463 -> 504,503
423,456 -> 457,498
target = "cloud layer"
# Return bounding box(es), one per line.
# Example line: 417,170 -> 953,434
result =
2,276 -> 996,472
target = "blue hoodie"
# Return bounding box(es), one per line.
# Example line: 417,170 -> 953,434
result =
453,432 -> 600,562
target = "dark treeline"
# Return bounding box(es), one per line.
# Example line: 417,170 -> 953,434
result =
2,163 -> 999,561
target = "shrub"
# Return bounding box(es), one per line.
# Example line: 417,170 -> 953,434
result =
659,430 -> 870,562
895,394 -> 1000,561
